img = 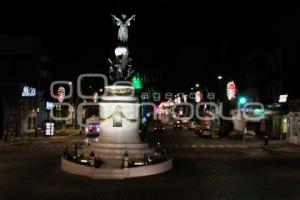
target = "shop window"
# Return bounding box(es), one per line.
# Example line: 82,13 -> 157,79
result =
32,117 -> 36,128
28,117 -> 32,130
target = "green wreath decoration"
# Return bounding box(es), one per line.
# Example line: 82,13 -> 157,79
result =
100,105 -> 138,123
107,88 -> 133,95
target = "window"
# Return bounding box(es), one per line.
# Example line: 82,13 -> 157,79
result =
27,117 -> 36,130
28,117 -> 32,130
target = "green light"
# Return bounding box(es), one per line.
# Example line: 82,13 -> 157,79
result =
254,108 -> 265,116
132,74 -> 143,90
238,97 -> 247,105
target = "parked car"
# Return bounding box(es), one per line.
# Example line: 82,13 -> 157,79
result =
154,123 -> 165,134
194,124 -> 212,137
174,120 -> 183,130
188,121 -> 197,130
201,124 -> 212,137
194,124 -> 203,136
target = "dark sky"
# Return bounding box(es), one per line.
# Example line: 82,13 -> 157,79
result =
1,1 -> 300,93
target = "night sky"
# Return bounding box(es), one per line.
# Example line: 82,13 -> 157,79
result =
1,1 -> 300,95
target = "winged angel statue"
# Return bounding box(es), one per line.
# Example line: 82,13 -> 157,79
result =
111,14 -> 136,42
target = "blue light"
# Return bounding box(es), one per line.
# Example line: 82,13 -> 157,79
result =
142,117 -> 147,124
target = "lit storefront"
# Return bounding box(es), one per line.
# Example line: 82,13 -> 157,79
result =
1,84 -> 49,139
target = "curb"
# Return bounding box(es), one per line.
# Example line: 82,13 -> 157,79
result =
0,132 -> 80,146
263,148 -> 300,154
0,141 -> 31,147
30,132 -> 80,141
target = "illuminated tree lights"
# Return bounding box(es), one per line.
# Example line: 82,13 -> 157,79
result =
93,92 -> 98,103
156,102 -> 171,115
132,74 -> 143,90
195,91 -> 203,103
227,81 -> 237,101
57,87 -> 65,103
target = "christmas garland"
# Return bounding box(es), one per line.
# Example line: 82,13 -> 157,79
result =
107,88 -> 133,95
100,105 -> 138,123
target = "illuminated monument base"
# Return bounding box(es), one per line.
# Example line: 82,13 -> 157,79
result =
62,86 -> 172,179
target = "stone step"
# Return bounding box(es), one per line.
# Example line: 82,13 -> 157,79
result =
80,147 -> 155,159
92,168 -> 129,179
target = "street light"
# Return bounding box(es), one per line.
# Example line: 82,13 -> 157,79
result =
195,83 -> 200,88
238,96 -> 248,142
238,96 -> 247,105
217,75 -> 223,80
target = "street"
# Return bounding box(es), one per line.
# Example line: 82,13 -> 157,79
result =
1,129 -> 300,200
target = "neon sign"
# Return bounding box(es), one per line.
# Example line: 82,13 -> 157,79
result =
22,86 -> 36,97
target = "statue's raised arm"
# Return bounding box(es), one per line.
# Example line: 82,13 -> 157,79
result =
111,15 -> 122,26
126,15 -> 136,26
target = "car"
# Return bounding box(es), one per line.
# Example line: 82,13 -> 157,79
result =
201,124 -> 212,137
174,120 -> 183,130
194,124 -> 212,137
188,121 -> 197,130
84,123 -> 100,137
194,124 -> 203,136
154,123 -> 165,133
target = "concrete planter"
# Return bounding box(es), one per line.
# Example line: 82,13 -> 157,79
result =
61,158 -> 172,179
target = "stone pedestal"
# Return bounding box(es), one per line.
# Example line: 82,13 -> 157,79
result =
83,85 -> 154,159
70,85 -> 172,179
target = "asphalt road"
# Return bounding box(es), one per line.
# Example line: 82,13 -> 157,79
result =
1,129 -> 300,200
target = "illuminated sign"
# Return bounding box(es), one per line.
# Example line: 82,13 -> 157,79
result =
45,122 -> 54,136
279,94 -> 288,103
22,86 -> 36,97
46,102 -> 54,110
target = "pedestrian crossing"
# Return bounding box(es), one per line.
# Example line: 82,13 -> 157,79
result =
21,142 -> 247,150
169,144 -> 247,149
25,143 -> 65,149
